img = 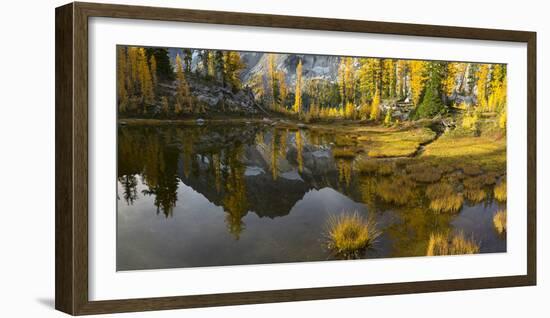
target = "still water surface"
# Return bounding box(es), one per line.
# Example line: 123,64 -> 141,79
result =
117,123 -> 506,270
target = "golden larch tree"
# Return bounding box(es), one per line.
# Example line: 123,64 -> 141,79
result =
296,130 -> 304,173
444,62 -> 458,97
293,59 -> 303,114
382,59 -> 396,98
277,71 -> 288,107
397,60 -> 409,99
149,54 -> 157,89
369,89 -> 381,121
267,54 -> 277,109
409,60 -> 428,106
476,64 -> 489,110
223,51 -> 245,91
138,48 -> 154,106
117,47 -> 128,112
488,64 -> 507,112
174,54 -> 193,114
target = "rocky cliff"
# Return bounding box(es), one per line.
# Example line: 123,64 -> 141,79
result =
168,48 -> 341,88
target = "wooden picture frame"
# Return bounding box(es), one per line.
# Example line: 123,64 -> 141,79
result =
55,2 -> 536,315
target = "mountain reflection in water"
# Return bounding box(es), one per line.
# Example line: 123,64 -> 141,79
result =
117,123 -> 506,270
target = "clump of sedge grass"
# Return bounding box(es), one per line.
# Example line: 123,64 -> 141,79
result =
493,210 -> 507,234
425,183 -> 464,213
326,211 -> 381,258
494,180 -> 507,202
463,172 -> 498,188
463,187 -> 487,203
426,232 -> 480,256
462,176 -> 488,203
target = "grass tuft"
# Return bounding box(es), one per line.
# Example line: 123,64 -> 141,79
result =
493,210 -> 507,234
463,187 -> 487,203
327,211 -> 381,257
463,173 -> 498,188
494,180 -> 507,202
425,183 -> 463,213
427,232 -> 480,256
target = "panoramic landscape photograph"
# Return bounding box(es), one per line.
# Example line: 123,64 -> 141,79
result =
116,45 -> 507,270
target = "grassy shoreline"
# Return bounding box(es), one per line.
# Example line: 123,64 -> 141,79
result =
119,114 -> 506,174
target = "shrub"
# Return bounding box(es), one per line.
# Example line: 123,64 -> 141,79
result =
427,232 -> 480,256
462,111 -> 479,131
455,101 -> 469,110
493,210 -> 507,234
327,212 -> 381,257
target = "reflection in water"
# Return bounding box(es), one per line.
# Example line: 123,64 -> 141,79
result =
117,123 -> 506,270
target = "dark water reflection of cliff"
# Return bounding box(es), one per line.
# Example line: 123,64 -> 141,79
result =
117,123 -> 506,270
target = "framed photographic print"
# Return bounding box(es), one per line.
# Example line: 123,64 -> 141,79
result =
55,2 -> 536,315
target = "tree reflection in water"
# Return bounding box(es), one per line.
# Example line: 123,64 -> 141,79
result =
117,123 -> 506,263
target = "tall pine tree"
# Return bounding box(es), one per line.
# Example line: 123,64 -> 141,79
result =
414,62 -> 445,118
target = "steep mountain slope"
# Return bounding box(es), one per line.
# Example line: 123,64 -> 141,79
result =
168,48 -> 341,88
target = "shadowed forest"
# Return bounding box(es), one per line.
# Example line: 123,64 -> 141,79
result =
116,46 -> 507,270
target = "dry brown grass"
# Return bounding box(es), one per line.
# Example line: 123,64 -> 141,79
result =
493,210 -> 507,234
494,181 -> 507,202
427,232 -> 480,256
327,211 -> 381,257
